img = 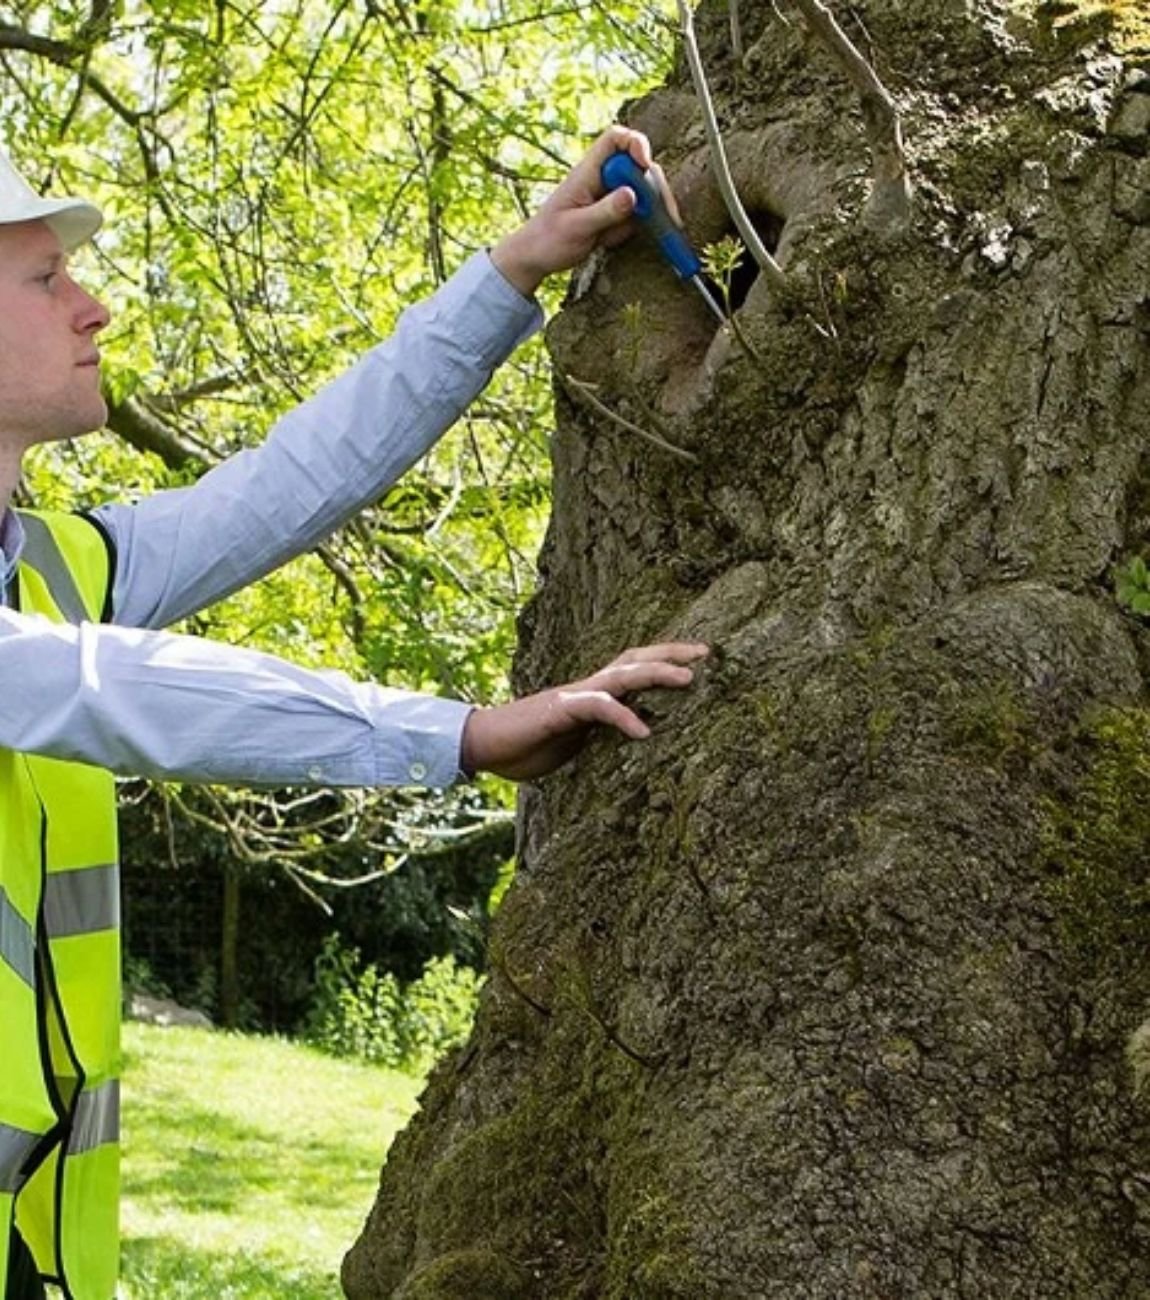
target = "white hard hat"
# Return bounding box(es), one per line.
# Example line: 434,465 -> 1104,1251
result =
0,148 -> 102,250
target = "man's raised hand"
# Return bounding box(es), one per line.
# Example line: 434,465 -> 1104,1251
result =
490,124 -> 682,297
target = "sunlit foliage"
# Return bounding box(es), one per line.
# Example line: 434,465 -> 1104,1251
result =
0,0 -> 673,888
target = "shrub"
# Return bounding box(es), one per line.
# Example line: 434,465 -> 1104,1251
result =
305,935 -> 483,1070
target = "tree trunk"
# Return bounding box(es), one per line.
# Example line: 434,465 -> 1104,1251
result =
344,3 -> 1150,1295
220,865 -> 241,1029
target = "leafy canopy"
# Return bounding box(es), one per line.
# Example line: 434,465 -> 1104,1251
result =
0,0 -> 673,884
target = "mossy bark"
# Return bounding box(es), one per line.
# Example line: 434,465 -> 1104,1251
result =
344,2 -> 1150,1295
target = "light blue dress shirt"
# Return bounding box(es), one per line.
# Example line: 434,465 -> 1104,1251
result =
0,252 -> 542,789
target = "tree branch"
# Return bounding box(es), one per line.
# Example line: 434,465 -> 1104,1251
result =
0,14 -> 180,235
677,0 -> 786,289
104,395 -> 206,471
0,25 -> 79,64
426,66 -> 569,169
787,0 -> 912,228
0,22 -> 145,126
147,365 -> 265,412
77,0 -> 116,46
316,542 -> 367,645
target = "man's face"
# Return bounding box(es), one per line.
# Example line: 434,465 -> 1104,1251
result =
0,219 -> 110,454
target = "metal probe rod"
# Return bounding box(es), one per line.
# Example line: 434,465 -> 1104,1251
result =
600,152 -> 727,325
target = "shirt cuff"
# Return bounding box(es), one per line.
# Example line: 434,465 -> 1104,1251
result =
431,252 -> 544,367
361,688 -> 475,788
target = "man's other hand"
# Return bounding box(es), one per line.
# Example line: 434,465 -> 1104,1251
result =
460,642 -> 709,782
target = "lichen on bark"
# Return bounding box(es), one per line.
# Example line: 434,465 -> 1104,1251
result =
344,2 -> 1150,1296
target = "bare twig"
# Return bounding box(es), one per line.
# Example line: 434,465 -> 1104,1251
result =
148,365 -> 265,411
284,866 -> 334,915
53,55 -> 94,149
729,0 -> 744,62
163,783 -> 513,882
316,542 -> 367,645
678,0 -> 786,290
787,0 -> 911,227
286,856 -> 407,890
563,374 -> 699,465
426,66 -> 569,170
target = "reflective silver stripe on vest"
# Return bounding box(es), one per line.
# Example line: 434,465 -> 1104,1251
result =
68,1081 -> 119,1156
43,865 -> 120,939
19,513 -> 90,624
0,1120 -> 40,1193
0,885 -> 35,988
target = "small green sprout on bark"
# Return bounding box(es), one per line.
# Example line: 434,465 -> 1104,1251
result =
702,235 -> 744,313
702,236 -> 763,362
622,301 -> 645,374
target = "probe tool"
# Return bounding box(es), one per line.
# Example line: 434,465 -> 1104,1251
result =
600,152 -> 727,325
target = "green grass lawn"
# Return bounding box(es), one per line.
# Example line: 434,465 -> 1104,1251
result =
118,1021 -> 425,1298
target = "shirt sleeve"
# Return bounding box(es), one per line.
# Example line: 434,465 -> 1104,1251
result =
0,606 -> 473,789
94,251 -> 543,630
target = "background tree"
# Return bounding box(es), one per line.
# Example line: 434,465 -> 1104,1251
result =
343,1 -> 1150,1295
0,0 -> 672,1025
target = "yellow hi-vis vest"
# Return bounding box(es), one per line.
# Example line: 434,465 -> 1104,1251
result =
0,509 -> 120,1300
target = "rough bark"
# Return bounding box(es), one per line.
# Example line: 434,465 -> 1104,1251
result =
344,2 -> 1150,1295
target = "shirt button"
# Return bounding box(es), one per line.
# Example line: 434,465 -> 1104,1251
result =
409,762 -> 428,782
308,765 -> 325,782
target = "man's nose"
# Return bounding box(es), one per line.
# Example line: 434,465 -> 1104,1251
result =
74,283 -> 111,334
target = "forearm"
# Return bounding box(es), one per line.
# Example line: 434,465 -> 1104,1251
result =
0,608 -> 470,787
97,252 -> 541,630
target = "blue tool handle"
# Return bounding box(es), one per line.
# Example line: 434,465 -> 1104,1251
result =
600,152 -> 702,281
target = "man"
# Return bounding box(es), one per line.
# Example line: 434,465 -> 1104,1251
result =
0,127 -> 706,1299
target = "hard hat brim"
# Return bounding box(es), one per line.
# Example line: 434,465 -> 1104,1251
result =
0,148 -> 104,250
0,195 -> 103,251
22,197 -> 104,251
